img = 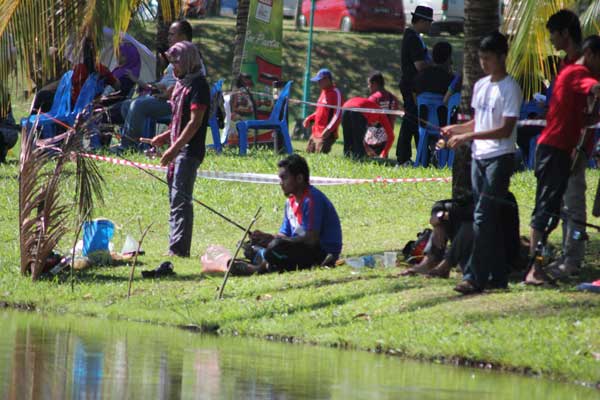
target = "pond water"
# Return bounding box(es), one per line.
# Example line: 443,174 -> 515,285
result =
0,310 -> 597,400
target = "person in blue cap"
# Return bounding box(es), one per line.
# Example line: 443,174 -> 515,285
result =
303,68 -> 344,153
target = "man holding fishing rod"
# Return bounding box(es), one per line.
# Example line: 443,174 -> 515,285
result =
525,35 -> 600,285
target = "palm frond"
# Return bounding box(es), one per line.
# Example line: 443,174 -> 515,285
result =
580,0 -> 600,36
19,110 -> 105,280
503,0 -> 577,100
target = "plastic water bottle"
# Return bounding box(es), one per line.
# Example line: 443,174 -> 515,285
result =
346,255 -> 375,268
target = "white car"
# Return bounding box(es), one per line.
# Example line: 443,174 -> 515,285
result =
404,0 -> 505,35
403,0 -> 463,34
283,0 -> 297,18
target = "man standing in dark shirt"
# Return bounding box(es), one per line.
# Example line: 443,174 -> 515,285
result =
397,5 -> 433,166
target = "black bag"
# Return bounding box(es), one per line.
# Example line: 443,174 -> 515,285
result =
0,110 -> 18,163
402,228 -> 432,264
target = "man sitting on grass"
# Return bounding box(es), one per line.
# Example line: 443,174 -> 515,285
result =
220,154 -> 342,276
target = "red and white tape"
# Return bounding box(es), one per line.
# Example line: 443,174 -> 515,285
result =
79,153 -> 452,185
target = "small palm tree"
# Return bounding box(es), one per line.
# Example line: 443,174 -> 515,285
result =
0,0 -> 183,279
503,0 -> 600,100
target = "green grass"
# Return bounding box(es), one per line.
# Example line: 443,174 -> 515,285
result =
3,17 -> 600,389
0,144 -> 599,386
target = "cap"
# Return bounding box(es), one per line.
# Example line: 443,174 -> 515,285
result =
310,68 -> 333,82
411,5 -> 434,21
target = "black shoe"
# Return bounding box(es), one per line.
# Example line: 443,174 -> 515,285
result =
228,260 -> 262,276
142,261 -> 175,278
454,280 -> 483,295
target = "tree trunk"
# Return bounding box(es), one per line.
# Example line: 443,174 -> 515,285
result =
453,0 -> 499,199
231,0 -> 250,86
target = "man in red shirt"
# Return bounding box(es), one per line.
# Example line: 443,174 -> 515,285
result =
526,35 -> 600,285
341,97 -> 395,159
543,10 -> 586,280
303,68 -> 343,154
367,71 -> 399,129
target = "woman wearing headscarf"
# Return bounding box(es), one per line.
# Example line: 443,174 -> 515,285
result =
105,41 -> 141,103
149,41 -> 210,257
99,42 -> 142,125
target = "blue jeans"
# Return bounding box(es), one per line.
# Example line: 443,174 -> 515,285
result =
120,95 -> 171,148
168,154 -> 201,256
463,153 -> 514,288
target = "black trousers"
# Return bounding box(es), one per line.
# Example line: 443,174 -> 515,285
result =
264,239 -> 328,271
396,84 -> 418,163
342,110 -> 368,159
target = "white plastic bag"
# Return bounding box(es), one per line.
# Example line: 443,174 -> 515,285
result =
200,245 -> 232,274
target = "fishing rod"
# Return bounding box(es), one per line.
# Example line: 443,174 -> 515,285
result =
33,110 -> 248,233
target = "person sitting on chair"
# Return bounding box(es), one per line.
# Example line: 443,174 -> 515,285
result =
414,41 -> 461,104
242,154 -> 342,274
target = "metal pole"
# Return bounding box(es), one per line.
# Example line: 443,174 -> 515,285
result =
301,0 -> 317,119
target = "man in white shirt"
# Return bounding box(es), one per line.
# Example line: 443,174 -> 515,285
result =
442,32 -> 523,294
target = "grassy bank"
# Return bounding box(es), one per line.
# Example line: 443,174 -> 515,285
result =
3,17 -> 599,390
1,145 -> 599,387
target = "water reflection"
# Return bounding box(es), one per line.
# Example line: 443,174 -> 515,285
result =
0,310 -> 597,400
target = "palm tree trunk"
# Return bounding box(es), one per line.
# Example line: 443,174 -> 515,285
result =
453,0 -> 499,199
231,0 -> 250,85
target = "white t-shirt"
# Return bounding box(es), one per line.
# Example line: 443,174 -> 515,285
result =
158,64 -> 177,90
470,75 -> 522,160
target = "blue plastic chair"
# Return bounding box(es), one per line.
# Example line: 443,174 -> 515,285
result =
67,73 -> 105,126
414,92 -> 452,168
235,80 -> 293,155
21,71 -> 73,139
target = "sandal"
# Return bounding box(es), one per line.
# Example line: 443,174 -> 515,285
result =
141,261 -> 175,278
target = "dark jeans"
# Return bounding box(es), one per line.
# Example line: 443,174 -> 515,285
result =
342,111 -> 367,159
264,239 -> 331,271
530,144 -> 571,233
168,154 -> 201,257
396,84 -> 418,163
463,153 -> 515,288
121,96 -> 172,148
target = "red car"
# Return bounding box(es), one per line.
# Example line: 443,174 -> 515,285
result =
299,0 -> 405,33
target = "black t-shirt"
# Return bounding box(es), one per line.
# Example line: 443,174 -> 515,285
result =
180,75 -> 211,162
401,28 -> 428,87
414,65 -> 453,95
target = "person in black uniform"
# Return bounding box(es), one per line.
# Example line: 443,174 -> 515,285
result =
396,5 -> 433,166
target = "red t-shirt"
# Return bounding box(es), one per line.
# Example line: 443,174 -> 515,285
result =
538,63 -> 598,153
306,85 -> 343,139
343,97 -> 395,157
72,63 -> 118,105
368,89 -> 399,126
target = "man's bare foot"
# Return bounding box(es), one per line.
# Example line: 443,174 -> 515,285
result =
400,262 -> 437,276
524,265 -> 554,286
426,260 -> 451,279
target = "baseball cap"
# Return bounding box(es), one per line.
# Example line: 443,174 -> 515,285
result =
310,68 -> 333,82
